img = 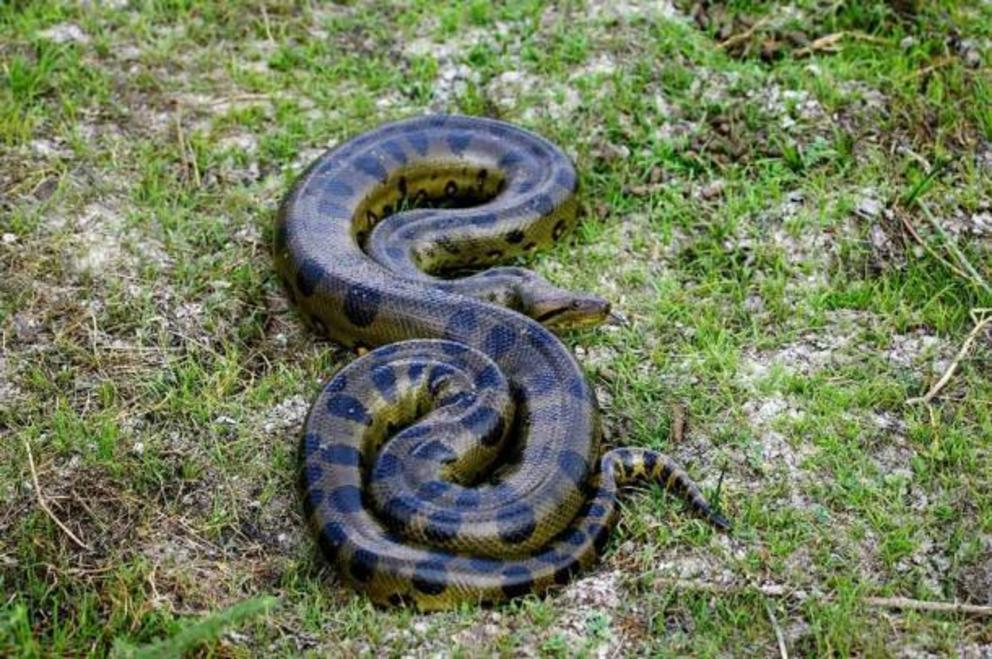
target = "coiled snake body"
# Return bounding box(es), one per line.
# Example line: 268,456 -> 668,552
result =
276,115 -> 728,609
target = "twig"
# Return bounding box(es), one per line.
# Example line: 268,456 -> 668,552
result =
652,579 -> 992,617
906,308 -> 992,405
793,32 -> 846,57
864,596 -> 992,616
764,599 -> 789,659
793,31 -> 890,58
718,16 -> 772,51
22,438 -> 92,551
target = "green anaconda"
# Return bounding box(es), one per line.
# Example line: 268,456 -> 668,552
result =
275,114 -> 729,609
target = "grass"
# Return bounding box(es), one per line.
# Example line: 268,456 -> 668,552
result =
2,0 -> 991,655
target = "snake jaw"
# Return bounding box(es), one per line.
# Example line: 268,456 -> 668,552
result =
520,286 -> 612,331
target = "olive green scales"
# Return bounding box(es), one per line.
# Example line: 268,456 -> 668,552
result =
275,114 -> 728,609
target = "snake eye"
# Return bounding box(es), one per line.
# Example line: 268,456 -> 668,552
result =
570,300 -> 582,309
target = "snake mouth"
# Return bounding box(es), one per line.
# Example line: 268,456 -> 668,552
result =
533,296 -> 612,330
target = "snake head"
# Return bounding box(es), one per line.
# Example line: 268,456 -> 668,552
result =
521,286 -> 612,331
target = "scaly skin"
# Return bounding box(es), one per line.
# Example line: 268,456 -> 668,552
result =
275,114 -> 729,609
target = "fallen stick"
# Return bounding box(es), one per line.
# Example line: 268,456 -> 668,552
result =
717,16 -> 772,51
864,596 -> 992,616
22,438 -> 91,551
653,579 -> 992,617
906,308 -> 992,405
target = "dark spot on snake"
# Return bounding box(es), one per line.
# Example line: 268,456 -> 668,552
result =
501,566 -> 534,599
444,180 -> 458,198
642,452 -> 657,475
343,283 -> 383,327
295,258 -> 324,297
418,480 -> 452,501
435,235 -> 461,255
523,242 -> 536,251
412,440 -> 456,463
483,325 -> 517,359
455,488 -> 482,510
466,557 -> 501,573
326,374 -> 347,393
497,505 -> 536,545
381,204 -> 393,217
585,503 -> 607,518
349,549 -> 378,583
485,249 -> 503,260
476,364 -> 501,389
408,361 -> 426,381
364,210 -> 379,227
324,179 -> 354,197
329,485 -> 363,513
535,549 -> 563,565
317,521 -> 347,560
372,453 -> 402,481
427,364 -> 455,391
552,219 -> 567,240
505,229 -> 525,244
446,131 -> 471,155
322,443 -> 361,467
530,193 -> 554,216
440,341 -> 469,357
425,510 -> 461,542
558,450 -> 588,487
412,558 -> 448,595
460,406 -> 498,435
561,528 -> 586,547
326,394 -> 371,425
397,175 -> 408,196
383,496 -> 417,523
370,364 -> 397,401
355,154 -> 387,181
381,139 -> 408,164
407,131 -> 429,155
387,593 -> 408,606
498,151 -> 522,170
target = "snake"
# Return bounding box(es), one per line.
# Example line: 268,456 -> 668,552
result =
275,114 -> 730,610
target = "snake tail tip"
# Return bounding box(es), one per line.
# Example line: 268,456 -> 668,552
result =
710,511 -> 732,532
